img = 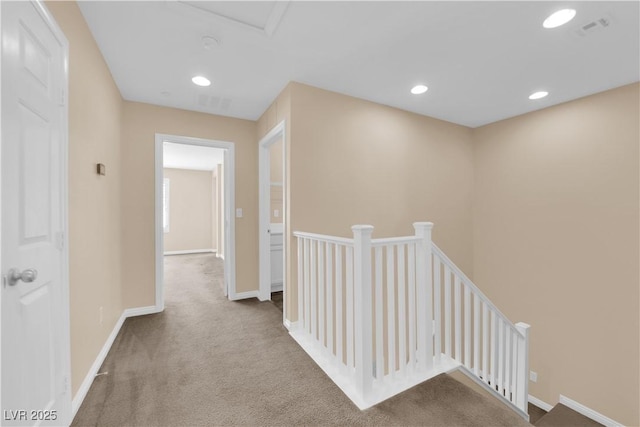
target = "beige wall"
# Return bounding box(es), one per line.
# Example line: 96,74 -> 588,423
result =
121,102 -> 258,306
290,83 -> 475,319
472,83 -> 639,426
163,168 -> 215,252
46,1 -> 124,395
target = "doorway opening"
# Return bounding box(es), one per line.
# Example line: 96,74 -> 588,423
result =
258,121 -> 287,324
155,134 -> 237,310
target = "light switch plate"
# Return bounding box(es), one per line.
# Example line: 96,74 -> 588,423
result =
236,208 -> 243,218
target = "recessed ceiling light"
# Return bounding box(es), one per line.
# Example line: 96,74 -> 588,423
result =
543,9 -> 576,29
411,84 -> 428,95
529,91 -> 549,100
192,76 -> 211,87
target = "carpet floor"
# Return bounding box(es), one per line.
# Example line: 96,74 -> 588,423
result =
72,253 -> 531,426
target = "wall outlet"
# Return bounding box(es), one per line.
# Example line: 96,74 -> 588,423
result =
99,306 -> 104,325
274,209 -> 279,218
236,208 -> 243,218
530,370 -> 538,382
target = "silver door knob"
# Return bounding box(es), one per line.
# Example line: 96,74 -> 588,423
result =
7,268 -> 38,286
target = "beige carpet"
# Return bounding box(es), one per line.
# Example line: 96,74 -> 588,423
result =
72,253 -> 531,426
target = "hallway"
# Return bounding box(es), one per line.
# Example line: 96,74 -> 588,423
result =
72,254 -> 530,426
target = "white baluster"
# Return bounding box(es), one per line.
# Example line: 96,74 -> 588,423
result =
482,302 -> 489,385
318,241 -> 325,347
473,293 -> 480,377
304,239 -> 310,333
498,317 -> 504,396
505,327 -> 511,401
454,275 -> 461,362
397,244 -> 406,377
346,246 -> 354,369
311,240 -> 317,340
326,243 -> 333,355
515,322 -> 531,412
464,283 -> 470,368
490,311 -> 496,386
408,243 -> 416,370
386,245 -> 396,378
297,237 -> 303,331
375,246 -> 384,381
336,245 -> 343,365
414,222 -> 434,371
433,257 -> 441,365
511,328 -> 518,403
352,225 -> 374,399
444,265 -> 452,358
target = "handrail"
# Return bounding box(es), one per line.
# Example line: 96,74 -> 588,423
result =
293,231 -> 354,246
292,222 -> 529,418
432,243 -> 524,339
371,235 -> 420,247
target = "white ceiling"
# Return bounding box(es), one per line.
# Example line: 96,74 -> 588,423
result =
163,142 -> 224,171
78,1 -> 639,128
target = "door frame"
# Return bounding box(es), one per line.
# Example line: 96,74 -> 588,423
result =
154,134 -> 237,309
0,0 -> 72,422
258,121 -> 287,320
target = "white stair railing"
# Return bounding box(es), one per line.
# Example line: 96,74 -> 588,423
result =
292,222 -> 530,419
431,244 -> 531,416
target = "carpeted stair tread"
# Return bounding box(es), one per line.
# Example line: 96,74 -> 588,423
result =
534,403 -> 603,427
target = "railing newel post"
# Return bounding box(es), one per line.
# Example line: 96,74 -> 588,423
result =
414,222 -> 434,371
352,224 -> 374,401
515,322 -> 531,413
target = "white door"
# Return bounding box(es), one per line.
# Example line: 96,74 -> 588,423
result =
1,1 -> 71,426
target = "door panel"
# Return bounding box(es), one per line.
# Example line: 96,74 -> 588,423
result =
20,103 -> 52,242
1,1 -> 70,425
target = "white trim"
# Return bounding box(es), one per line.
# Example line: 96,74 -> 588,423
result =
216,253 -> 225,260
528,394 -> 554,412
291,331 -> 460,410
229,290 -> 259,301
123,305 -> 161,318
72,305 -> 161,418
283,319 -> 296,331
72,312 -> 126,417
164,249 -> 216,256
155,134 -> 237,308
162,177 -> 170,233
559,394 -> 623,427
258,121 -> 287,325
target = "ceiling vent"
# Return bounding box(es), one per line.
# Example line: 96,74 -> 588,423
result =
575,16 -> 612,37
196,94 -> 232,112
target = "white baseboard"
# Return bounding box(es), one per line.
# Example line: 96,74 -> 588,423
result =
164,249 -> 215,256
229,290 -> 259,301
123,305 -> 161,318
529,394 -> 554,412
283,319 -> 297,331
72,311 -> 126,417
71,305 -> 163,419
559,394 -> 622,427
